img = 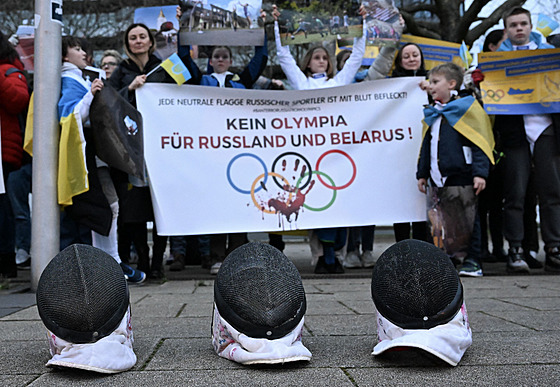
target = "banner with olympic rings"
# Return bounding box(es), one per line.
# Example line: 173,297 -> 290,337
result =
136,78 -> 428,235
478,48 -> 560,115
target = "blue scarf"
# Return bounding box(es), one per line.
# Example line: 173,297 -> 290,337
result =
422,96 -> 495,164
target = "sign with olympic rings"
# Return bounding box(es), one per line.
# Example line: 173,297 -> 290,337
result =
137,79 -> 428,235
478,48 -> 560,115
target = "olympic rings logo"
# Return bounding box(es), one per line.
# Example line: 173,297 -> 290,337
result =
226,151 -> 357,219
481,88 -> 505,101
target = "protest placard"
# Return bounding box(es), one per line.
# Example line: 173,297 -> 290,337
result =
478,48 -> 560,115
136,78 -> 427,235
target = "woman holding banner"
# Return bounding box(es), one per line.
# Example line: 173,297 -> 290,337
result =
108,23 -> 189,280
172,7 -> 269,274
272,5 -> 369,273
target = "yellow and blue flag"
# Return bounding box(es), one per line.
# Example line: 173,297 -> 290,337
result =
160,53 -> 191,85
537,14 -> 559,38
25,75 -> 90,206
459,41 -> 473,69
422,96 -> 495,164
56,75 -> 90,206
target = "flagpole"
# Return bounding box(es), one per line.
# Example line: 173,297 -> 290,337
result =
30,0 -> 62,291
145,63 -> 162,78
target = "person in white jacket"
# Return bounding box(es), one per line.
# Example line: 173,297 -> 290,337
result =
271,5 -> 368,273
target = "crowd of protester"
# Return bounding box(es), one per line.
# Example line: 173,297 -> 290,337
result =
1,5 -> 559,283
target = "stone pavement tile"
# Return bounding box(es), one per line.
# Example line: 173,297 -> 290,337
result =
337,299 -> 376,315
333,287 -> 374,302
0,320 -> 47,341
131,337 -> 162,371
461,277 -> 509,288
462,281 -> 555,298
540,278 -> 560,291
303,336 -> 376,368
128,281 -> 201,302
190,282 -> 216,295
464,298 -> 533,313
497,296 -> 560,311
0,340 -> 50,374
0,293 -> 36,318
0,293 -> 36,308
0,375 -> 40,387
132,293 -> 199,318
132,303 -> 186,318
467,310 -> 533,333
306,280 -> 372,297
305,292 -> 337,302
179,302 -> 213,318
0,305 -> 39,321
306,300 -> 358,316
31,368 -> 356,386
464,331 -> 560,365
0,308 -> 23,319
481,310 -> 560,331
141,338 -> 232,371
132,316 -> 209,339
304,314 -> 376,336
348,364 -> 560,386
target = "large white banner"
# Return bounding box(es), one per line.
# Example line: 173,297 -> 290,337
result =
137,78 -> 428,235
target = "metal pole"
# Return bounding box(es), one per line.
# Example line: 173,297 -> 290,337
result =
30,0 -> 62,291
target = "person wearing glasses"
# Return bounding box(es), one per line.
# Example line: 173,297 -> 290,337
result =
100,49 -> 123,79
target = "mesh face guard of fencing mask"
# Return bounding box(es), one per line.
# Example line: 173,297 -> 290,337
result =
370,240 -> 472,366
371,239 -> 463,329
214,242 -> 307,340
36,244 -> 130,344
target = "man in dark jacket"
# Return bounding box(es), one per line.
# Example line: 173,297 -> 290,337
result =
494,7 -> 560,273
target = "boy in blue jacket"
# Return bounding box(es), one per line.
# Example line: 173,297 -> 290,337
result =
417,63 -> 494,276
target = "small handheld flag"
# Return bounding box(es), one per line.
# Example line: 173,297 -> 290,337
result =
160,53 -> 191,85
536,13 -> 559,38
459,41 -> 473,69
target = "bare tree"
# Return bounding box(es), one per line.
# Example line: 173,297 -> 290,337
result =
3,0 -> 549,51
400,0 -> 527,45
0,0 -> 177,51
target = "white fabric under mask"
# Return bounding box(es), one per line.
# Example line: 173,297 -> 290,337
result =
45,307 -> 136,373
372,302 -> 472,366
211,303 -> 312,365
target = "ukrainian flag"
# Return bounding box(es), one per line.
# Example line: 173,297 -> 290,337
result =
24,74 -> 90,206
160,53 -> 191,85
537,14 -> 559,38
422,96 -> 495,164
459,41 -> 473,69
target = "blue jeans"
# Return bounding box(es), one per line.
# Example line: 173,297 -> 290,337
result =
6,163 -> 32,253
170,235 -> 210,256
60,210 -> 92,250
315,228 -> 347,251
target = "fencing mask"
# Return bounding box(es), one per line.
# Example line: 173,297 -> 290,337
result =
36,244 -> 136,373
370,240 -> 472,366
212,242 -> 311,364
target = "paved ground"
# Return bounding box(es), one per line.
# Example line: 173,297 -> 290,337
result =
1,229 -> 559,386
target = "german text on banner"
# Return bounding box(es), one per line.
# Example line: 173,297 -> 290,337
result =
478,48 -> 560,115
136,79 -> 427,235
